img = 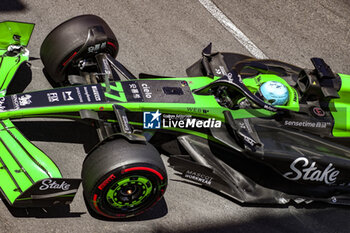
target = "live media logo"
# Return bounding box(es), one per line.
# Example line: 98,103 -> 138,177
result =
143,110 -> 161,129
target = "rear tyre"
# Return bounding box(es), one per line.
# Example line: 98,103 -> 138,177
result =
82,139 -> 167,219
40,14 -> 118,85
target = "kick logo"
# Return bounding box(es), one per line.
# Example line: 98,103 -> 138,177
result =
143,110 -> 161,129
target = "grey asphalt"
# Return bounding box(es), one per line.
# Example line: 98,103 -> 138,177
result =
0,0 -> 350,232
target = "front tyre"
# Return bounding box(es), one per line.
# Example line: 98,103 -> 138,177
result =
40,14 -> 118,85
82,139 -> 167,219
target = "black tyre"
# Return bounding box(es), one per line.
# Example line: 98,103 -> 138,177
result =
82,139 -> 167,219
40,15 -> 118,85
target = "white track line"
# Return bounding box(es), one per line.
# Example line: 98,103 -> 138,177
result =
199,0 -> 268,59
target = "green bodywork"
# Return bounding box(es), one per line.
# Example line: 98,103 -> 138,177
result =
330,73 -> 350,137
0,78 -> 266,120
0,21 -> 65,205
0,73 -> 347,207
0,20 -> 349,208
0,21 -> 34,97
0,119 -> 61,204
0,21 -> 34,49
0,72 -> 290,204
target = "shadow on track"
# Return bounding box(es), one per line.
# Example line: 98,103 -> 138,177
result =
13,120 -> 100,152
0,0 -> 26,12
0,192 -> 84,218
170,176 -> 350,210
9,120 -> 169,221
85,197 -> 168,222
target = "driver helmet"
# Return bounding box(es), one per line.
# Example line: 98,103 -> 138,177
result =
259,81 -> 289,106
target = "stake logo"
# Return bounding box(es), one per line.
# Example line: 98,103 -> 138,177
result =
39,179 -> 71,191
283,157 -> 340,184
143,110 -> 161,129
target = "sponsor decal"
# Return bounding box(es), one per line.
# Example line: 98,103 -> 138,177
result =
122,115 -> 131,132
0,97 -> 6,111
184,170 -> 213,185
83,86 -> 91,102
284,120 -> 330,128
98,174 -> 116,190
123,80 -> 194,103
62,91 -> 74,101
293,89 -> 298,102
47,92 -> 59,102
226,72 -> 233,82
241,134 -> 256,147
128,83 -> 142,100
92,86 -> 101,101
312,107 -> 326,117
187,107 -> 209,114
76,87 -> 83,102
243,118 -> 253,133
283,157 -> 339,184
133,93 -> 141,99
11,94 -> 20,109
141,83 -> 152,99
102,58 -> 111,74
2,86 -> 103,111
143,110 -> 221,129
88,42 -> 106,53
129,83 -> 137,89
18,94 -> 32,106
237,74 -> 243,83
215,65 -> 227,76
39,179 -> 71,191
263,104 -> 276,111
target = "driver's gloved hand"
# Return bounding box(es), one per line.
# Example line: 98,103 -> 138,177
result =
238,98 -> 251,109
238,98 -> 260,109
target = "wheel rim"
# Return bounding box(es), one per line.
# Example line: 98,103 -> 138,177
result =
105,175 -> 153,209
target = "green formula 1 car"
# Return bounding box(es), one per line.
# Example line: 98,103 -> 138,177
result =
0,15 -> 349,219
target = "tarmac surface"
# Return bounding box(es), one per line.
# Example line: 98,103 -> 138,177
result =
0,0 -> 350,232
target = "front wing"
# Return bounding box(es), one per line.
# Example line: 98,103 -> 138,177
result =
0,119 -> 80,207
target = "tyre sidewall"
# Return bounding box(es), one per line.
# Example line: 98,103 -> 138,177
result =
90,164 -> 166,218
82,139 -> 167,219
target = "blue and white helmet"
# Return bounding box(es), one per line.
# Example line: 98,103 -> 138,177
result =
260,81 -> 289,106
